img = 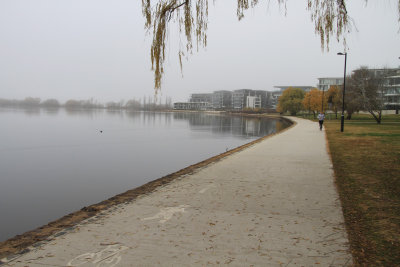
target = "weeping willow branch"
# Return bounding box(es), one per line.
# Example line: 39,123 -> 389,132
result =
398,0 -> 400,24
307,0 -> 351,51
142,0 -> 208,93
142,0 -> 399,93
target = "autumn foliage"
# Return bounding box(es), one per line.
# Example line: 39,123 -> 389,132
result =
302,88 -> 327,118
326,85 -> 342,118
277,87 -> 305,115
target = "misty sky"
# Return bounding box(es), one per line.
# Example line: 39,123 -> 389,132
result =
0,0 -> 399,103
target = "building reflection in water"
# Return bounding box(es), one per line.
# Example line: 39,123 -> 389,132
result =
173,112 -> 289,138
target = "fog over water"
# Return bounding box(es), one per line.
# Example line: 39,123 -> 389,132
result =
0,1 -> 399,102
1,0 -> 398,243
0,108 -> 290,241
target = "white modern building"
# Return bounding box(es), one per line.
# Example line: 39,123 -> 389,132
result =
384,74 -> 400,111
317,77 -> 344,91
246,96 -> 261,109
190,93 -> 213,103
174,89 -> 271,111
318,69 -> 400,112
369,68 -> 400,111
232,89 -> 267,109
232,89 -> 253,109
173,102 -> 211,110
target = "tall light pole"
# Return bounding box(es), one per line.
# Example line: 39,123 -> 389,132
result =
337,52 -> 347,132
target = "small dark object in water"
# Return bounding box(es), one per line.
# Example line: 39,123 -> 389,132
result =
100,130 -> 103,133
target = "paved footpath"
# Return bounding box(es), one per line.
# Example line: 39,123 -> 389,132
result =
3,117 -> 352,266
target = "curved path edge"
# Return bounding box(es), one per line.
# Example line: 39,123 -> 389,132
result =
2,117 -> 353,266
0,116 -> 293,260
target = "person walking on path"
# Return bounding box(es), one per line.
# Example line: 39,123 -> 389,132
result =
0,117 -> 352,266
318,112 -> 325,130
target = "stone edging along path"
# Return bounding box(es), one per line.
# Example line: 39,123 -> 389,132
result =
0,115 -> 294,260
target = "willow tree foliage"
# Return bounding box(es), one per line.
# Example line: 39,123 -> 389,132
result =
142,0 -> 400,92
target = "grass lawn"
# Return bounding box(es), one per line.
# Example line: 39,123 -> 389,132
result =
323,114 -> 400,266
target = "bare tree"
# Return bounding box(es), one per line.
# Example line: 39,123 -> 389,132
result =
349,67 -> 387,123
343,79 -> 362,120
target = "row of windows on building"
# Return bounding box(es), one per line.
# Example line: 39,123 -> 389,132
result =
317,68 -> 400,110
174,87 -> 318,111
380,69 -> 400,109
174,68 -> 400,111
174,89 -> 271,110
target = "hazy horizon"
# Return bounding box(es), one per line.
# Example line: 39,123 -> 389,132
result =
1,0 -> 399,103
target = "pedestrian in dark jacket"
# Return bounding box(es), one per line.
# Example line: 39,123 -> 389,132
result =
317,112 -> 325,131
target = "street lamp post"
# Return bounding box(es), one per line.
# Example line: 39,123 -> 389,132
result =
337,52 -> 347,132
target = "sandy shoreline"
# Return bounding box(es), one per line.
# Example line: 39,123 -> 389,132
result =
0,115 -> 292,259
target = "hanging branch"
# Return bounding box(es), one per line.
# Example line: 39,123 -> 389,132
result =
142,0 -> 399,93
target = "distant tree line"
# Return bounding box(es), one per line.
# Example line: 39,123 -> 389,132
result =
0,97 -> 56,108
0,96 -> 173,111
277,66 -> 394,124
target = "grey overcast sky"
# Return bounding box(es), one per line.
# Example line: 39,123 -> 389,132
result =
0,0 -> 399,103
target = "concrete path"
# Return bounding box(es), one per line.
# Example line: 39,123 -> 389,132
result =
2,117 -> 352,266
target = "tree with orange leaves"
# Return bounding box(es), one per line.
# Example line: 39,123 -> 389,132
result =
326,85 -> 342,119
302,88 -> 327,118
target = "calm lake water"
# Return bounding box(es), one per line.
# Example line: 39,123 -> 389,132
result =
0,108 -> 290,241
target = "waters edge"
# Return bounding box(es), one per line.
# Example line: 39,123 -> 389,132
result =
0,115 -> 294,260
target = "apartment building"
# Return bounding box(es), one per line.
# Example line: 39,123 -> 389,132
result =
175,89 -> 270,111
173,102 -> 211,110
212,90 -> 232,109
270,86 -> 314,109
384,73 -> 400,110
317,77 -> 344,91
246,96 -> 261,109
231,89 -> 269,109
342,68 -> 400,111
368,68 -> 400,111
190,93 -> 213,103
232,89 -> 254,109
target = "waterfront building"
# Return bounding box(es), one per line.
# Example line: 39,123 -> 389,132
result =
366,68 -> 400,111
274,86 -> 314,93
270,86 -> 314,109
322,68 -> 400,112
174,89 -> 270,111
317,77 -> 344,91
173,102 -> 211,110
212,90 -> 232,109
253,90 -> 270,108
232,89 -> 253,109
190,93 -> 213,104
232,89 -> 267,109
384,73 -> 400,111
246,95 -> 261,109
